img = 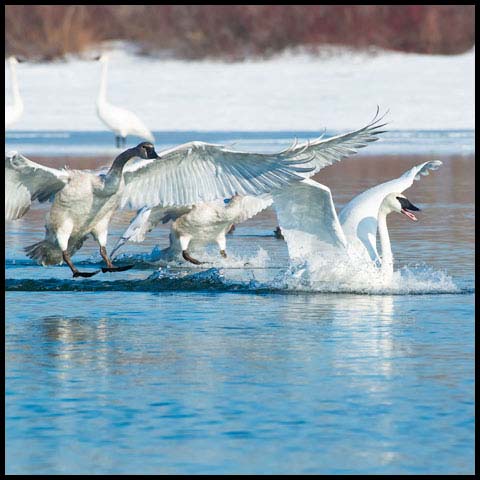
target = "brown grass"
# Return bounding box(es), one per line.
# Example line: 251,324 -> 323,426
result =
5,5 -> 475,62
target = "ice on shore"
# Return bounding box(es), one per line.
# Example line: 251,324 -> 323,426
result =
5,46 -> 475,131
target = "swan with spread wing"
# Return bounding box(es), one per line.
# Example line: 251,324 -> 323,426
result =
273,160 -> 443,279
110,109 -> 387,263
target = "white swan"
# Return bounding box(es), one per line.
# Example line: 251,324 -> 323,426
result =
110,195 -> 273,264
5,134 -> 332,276
273,160 -> 443,279
110,110 -> 387,263
96,53 -> 155,148
5,56 -> 24,129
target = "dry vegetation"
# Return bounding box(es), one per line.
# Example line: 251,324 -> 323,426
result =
5,5 -> 475,61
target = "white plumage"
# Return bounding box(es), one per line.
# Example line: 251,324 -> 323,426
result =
273,161 -> 443,278
96,54 -> 154,147
5,56 -> 24,129
111,195 -> 273,264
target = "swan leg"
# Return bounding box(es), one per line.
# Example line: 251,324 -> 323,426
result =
63,251 -> 100,278
227,224 -> 235,234
216,234 -> 227,258
57,219 -> 99,277
182,250 -> 204,265
99,245 -> 134,273
273,226 -> 284,240
115,136 -> 120,148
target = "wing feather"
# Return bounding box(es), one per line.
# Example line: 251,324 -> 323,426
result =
121,110 -> 387,209
5,152 -> 68,220
273,178 -> 347,262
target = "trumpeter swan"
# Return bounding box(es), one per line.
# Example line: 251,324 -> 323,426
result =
5,56 -> 23,129
110,195 -> 273,264
96,53 -> 155,148
110,110 -> 387,263
273,161 -> 443,279
6,143 -> 160,277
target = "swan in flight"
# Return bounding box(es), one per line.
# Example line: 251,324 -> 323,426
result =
5,134 -> 329,276
110,195 -> 273,264
5,56 -> 24,129
96,53 -> 155,148
110,110 -> 387,263
273,160 -> 443,279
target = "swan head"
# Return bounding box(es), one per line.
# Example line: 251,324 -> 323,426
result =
134,142 -> 159,160
381,193 -> 420,221
94,53 -> 109,63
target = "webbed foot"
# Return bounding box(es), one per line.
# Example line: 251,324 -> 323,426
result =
101,264 -> 134,273
73,270 -> 101,278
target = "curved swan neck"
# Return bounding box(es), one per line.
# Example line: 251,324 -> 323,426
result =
98,59 -> 108,105
10,60 -> 22,109
108,147 -> 138,175
377,210 -> 393,274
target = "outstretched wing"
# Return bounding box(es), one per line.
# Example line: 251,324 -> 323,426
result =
339,160 -> 443,261
273,178 -> 347,262
121,109 -> 387,209
5,151 -> 69,220
287,106 -> 387,175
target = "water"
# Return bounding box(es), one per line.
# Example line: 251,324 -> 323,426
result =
5,131 -> 475,474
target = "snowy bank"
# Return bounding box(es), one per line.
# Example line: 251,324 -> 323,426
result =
4,47 -> 475,132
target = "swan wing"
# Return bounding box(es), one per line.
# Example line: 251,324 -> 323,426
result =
121,141 -> 315,208
273,178 -> 347,262
5,152 -> 69,220
232,195 -> 274,223
285,107 -> 388,176
339,160 -> 443,261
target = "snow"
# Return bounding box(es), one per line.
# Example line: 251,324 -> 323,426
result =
4,46 -> 475,132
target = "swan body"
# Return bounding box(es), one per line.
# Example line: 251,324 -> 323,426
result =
111,195 -> 273,263
112,109 -> 387,262
6,143 -> 159,276
96,54 -> 154,147
5,56 -> 23,128
273,161 -> 443,278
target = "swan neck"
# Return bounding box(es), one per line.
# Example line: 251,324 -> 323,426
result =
98,60 -> 108,104
10,61 -> 22,107
378,211 -> 393,273
108,147 -> 137,175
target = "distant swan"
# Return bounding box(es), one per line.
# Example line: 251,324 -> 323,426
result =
5,56 -> 23,129
96,53 -> 155,148
273,161 -> 443,278
110,110 -> 387,263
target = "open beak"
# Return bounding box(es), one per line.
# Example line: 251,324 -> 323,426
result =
398,197 -> 420,222
401,209 -> 418,222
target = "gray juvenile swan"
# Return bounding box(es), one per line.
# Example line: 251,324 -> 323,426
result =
110,195 -> 273,264
6,143 -> 159,277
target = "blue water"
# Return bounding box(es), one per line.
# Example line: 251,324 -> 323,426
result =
5,131 -> 475,474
